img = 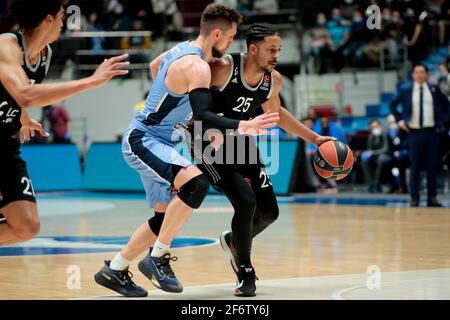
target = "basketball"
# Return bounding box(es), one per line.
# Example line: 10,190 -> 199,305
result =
313,140 -> 354,180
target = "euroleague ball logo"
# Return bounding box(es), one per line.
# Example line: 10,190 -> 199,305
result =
319,160 -> 326,168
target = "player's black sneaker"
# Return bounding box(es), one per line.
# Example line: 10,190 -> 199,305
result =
235,265 -> 258,297
220,230 -> 239,274
0,213 -> 5,224
138,252 -> 183,293
94,260 -> 148,297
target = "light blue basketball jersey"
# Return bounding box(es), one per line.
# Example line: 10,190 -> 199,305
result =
131,41 -> 205,144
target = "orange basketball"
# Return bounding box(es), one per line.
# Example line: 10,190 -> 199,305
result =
313,140 -> 354,180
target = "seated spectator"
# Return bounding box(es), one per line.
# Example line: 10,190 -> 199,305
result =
86,12 -> 106,52
382,114 -> 409,193
438,63 -> 450,96
42,105 -> 72,144
121,19 -> 151,70
342,10 -> 371,66
378,9 -> 404,68
433,0 -> 450,45
360,119 -> 389,192
339,0 -> 359,20
326,8 -> 351,72
307,12 -> 333,74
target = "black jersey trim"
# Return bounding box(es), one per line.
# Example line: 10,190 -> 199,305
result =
19,31 -> 41,73
218,55 -> 234,92
267,71 -> 275,99
45,45 -> 52,76
239,53 -> 264,91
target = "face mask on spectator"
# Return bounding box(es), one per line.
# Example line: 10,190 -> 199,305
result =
114,4 -> 124,15
372,127 -> 382,136
317,18 -> 327,26
353,17 -> 363,22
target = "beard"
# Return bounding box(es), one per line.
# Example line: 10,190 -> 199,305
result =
263,61 -> 278,73
212,46 -> 224,58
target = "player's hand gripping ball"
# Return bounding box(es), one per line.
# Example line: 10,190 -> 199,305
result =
313,140 -> 354,180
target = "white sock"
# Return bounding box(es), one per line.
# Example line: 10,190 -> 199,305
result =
109,253 -> 130,271
151,240 -> 170,258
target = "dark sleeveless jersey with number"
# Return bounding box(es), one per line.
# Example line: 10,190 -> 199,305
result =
211,53 -> 274,120
204,53 -> 274,166
0,31 -> 52,141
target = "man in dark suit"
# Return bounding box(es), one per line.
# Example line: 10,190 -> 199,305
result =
389,63 -> 450,207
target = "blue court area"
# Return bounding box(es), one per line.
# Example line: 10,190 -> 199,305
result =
0,235 -> 216,257
1,191 -> 448,257
36,191 -> 450,207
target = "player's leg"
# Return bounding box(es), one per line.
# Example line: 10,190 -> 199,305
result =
216,171 -> 256,268
244,161 -> 279,238
0,156 -> 40,245
137,165 -> 209,293
214,168 -> 259,297
116,128 -> 209,292
95,128 -> 180,297
0,201 -> 40,245
119,203 -> 168,262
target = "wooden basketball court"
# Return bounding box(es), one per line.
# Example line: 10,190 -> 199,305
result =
0,193 -> 449,300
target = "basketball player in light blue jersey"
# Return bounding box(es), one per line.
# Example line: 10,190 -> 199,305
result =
94,4 -> 279,297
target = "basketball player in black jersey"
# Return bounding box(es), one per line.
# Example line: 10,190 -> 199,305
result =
0,0 -> 129,245
189,24 -> 335,296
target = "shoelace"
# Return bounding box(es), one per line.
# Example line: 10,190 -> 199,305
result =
156,254 -> 178,278
119,269 -> 135,285
240,268 -> 259,282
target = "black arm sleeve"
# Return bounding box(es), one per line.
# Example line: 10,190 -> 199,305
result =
189,88 -> 240,130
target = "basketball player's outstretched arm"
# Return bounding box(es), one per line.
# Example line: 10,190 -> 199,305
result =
19,109 -> 49,143
0,36 -> 129,109
185,56 -> 279,135
261,71 -> 334,146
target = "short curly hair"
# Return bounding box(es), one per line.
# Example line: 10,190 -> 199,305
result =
246,24 -> 279,48
7,0 -> 64,29
200,3 -> 243,36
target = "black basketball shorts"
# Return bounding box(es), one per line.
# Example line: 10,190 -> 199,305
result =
0,149 -> 36,209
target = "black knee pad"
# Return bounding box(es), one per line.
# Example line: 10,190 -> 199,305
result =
148,211 -> 164,235
177,174 -> 210,209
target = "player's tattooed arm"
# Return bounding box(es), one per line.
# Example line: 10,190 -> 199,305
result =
261,71 -> 334,146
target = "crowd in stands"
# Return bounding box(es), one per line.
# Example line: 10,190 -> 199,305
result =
0,0 -> 449,196
301,99 -> 448,196
304,0 -> 450,73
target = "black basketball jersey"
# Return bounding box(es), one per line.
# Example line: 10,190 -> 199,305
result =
211,53 -> 274,120
0,31 -> 52,139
